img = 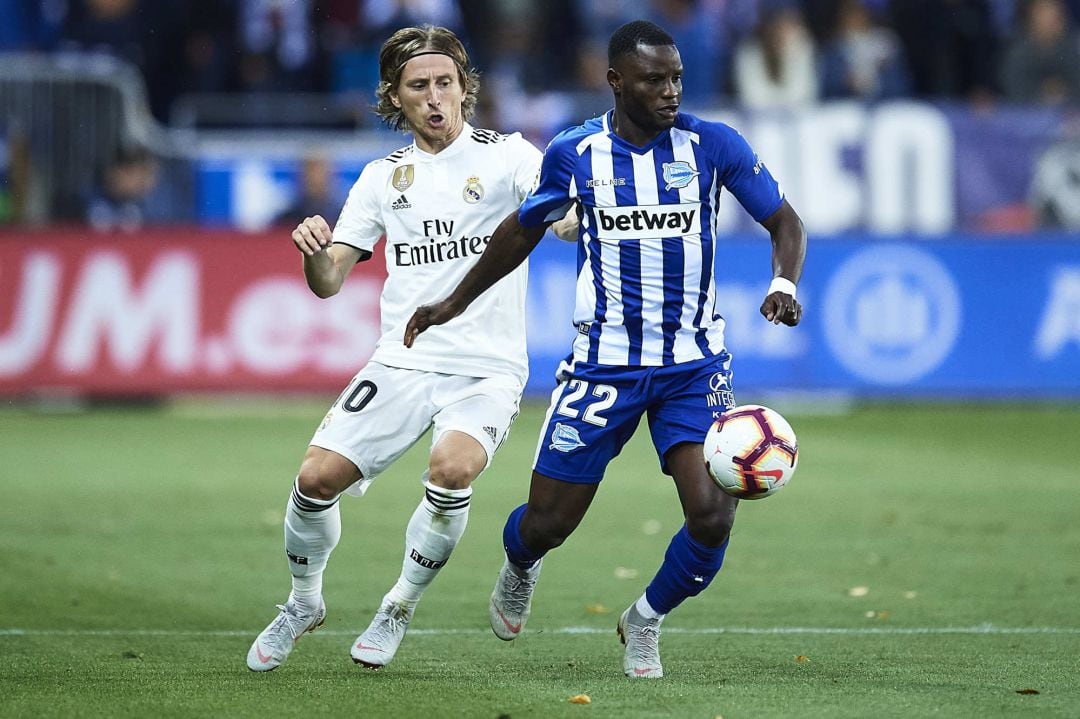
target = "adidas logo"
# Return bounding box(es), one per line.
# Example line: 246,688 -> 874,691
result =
391,194 -> 412,210
483,426 -> 497,442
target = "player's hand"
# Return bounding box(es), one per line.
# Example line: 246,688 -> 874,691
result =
551,204 -> 579,242
292,215 -> 333,256
404,299 -> 462,348
760,291 -> 802,326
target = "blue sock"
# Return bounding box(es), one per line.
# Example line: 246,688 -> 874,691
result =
502,503 -> 543,570
644,525 -> 729,614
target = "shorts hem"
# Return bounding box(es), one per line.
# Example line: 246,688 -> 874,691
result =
308,438 -> 374,482
533,464 -> 604,485
434,426 -> 495,472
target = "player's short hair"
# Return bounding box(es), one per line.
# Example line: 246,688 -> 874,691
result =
608,20 -> 676,66
373,25 -> 480,132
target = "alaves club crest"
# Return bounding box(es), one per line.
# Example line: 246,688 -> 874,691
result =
662,161 -> 700,190
463,176 -> 484,203
392,165 -> 414,192
549,422 -> 586,453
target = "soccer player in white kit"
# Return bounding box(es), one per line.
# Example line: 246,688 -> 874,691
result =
246,25 -> 570,672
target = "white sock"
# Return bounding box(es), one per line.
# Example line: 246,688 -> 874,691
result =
635,594 -> 665,621
284,478 -> 341,610
385,480 -> 472,607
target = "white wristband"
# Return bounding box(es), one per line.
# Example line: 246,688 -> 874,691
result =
768,277 -> 797,299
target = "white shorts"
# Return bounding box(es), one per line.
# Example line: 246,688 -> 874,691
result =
310,362 -> 523,496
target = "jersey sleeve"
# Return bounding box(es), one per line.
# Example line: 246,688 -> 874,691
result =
714,124 -> 785,223
506,133 -> 544,204
517,132 -> 577,228
331,163 -> 385,252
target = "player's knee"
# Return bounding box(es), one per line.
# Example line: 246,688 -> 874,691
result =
297,452 -> 358,500
520,512 -> 575,553
296,467 -> 339,501
427,455 -> 481,491
685,511 -> 734,548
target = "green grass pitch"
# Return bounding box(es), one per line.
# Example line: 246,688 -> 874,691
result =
1,400 -> 1078,718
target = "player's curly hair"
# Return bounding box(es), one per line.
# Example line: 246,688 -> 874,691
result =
608,20 -> 676,65
373,25 -> 481,132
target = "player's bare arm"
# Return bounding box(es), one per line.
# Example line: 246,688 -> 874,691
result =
758,200 -> 806,327
404,210 -> 546,347
293,215 -> 367,299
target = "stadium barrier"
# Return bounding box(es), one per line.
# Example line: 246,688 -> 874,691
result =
0,52 -> 169,223
1,229 -> 1077,399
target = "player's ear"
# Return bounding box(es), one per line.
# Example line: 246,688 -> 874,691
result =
608,68 -> 621,94
390,91 -> 401,109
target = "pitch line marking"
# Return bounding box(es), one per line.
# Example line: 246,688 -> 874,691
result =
2,625 -> 1078,638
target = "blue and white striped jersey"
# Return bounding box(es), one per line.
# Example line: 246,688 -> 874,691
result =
519,111 -> 784,367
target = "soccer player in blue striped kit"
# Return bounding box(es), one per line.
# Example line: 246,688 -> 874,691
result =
406,20 -> 806,679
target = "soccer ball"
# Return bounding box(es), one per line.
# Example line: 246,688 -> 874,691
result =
703,405 -> 798,500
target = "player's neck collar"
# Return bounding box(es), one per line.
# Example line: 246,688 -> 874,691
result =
605,110 -> 669,151
413,121 -> 473,159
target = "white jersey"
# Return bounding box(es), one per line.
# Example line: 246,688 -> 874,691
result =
333,124 -> 542,385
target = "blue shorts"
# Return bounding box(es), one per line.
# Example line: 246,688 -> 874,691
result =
533,352 -> 736,484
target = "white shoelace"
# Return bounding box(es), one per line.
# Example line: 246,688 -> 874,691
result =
625,619 -> 662,668
268,603 -> 314,643
499,572 -> 537,614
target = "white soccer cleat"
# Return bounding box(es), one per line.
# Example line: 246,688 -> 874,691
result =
489,558 -> 541,640
246,598 -> 326,672
351,598 -> 412,669
617,603 -> 664,678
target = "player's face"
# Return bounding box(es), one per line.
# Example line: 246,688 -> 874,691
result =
391,53 -> 466,153
610,44 -> 683,142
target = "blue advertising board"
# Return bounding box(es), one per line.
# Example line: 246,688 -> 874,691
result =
521,236 -> 1080,399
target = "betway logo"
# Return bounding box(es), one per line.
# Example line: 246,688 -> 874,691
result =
593,203 -> 700,240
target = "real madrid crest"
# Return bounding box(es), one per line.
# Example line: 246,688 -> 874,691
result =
392,165 -> 414,192
463,176 -> 484,204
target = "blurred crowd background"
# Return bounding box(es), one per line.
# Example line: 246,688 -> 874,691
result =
2,0 -> 1078,401
2,0 -> 1080,232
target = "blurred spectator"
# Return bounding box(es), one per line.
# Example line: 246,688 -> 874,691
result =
648,0 -> 725,102
273,154 -> 343,226
0,0 -> 65,50
237,0 -> 320,92
57,0 -> 191,121
820,0 -> 909,101
733,5 -> 819,109
323,0 -> 465,113
889,0 -> 999,102
0,123 -> 31,224
85,146 -> 161,233
58,0 -> 145,65
576,0 -> 639,38
1001,0 -> 1080,105
175,0 -> 240,97
480,1 -> 587,140
360,0 -> 465,41
1030,138 -> 1080,228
